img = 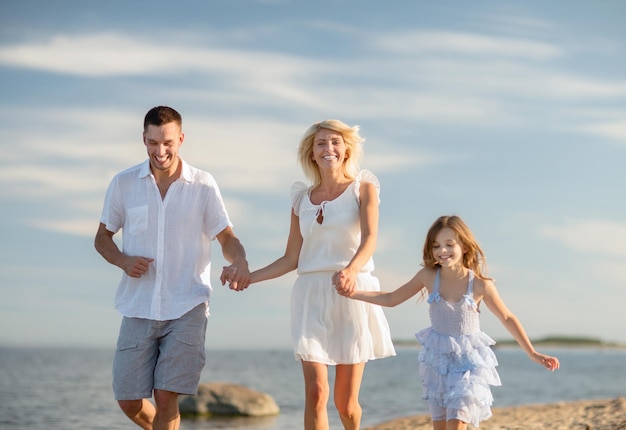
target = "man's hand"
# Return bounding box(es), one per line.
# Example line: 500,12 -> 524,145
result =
121,255 -> 154,278
220,263 -> 251,291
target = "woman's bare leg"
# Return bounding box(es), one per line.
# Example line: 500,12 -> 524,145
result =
302,361 -> 331,430
334,363 -> 365,430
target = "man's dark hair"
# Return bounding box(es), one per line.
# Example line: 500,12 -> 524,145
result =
144,106 -> 182,131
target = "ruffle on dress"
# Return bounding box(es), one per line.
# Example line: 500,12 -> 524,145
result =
415,327 -> 502,427
290,181 -> 308,213
354,169 -> 380,202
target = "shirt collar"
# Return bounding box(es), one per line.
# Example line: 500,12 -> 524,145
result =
137,158 -> 193,182
138,160 -> 151,178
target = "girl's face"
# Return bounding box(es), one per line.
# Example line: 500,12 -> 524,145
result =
311,128 -> 347,170
432,227 -> 465,269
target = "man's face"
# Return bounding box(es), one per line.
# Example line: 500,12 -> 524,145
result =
143,122 -> 184,174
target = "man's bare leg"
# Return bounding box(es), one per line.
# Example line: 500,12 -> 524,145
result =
118,399 -> 156,429
153,389 -> 181,430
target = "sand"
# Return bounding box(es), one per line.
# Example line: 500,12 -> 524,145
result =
364,397 -> 626,430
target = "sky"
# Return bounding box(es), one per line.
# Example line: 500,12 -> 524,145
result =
1,0 -> 625,350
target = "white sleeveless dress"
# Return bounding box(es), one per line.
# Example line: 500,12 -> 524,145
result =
290,170 -> 396,365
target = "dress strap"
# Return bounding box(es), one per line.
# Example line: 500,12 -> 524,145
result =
466,270 -> 475,296
463,270 -> 479,311
428,268 -> 442,303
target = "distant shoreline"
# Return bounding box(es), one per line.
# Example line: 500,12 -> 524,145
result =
392,336 -> 626,349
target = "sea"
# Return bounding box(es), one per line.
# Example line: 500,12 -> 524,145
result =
0,346 -> 624,430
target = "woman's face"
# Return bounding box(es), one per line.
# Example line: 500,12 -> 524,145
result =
311,128 -> 347,170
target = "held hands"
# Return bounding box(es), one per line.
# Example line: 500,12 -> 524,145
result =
220,263 -> 252,292
333,268 -> 357,297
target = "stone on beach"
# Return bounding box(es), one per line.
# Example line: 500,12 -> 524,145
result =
178,382 -> 280,417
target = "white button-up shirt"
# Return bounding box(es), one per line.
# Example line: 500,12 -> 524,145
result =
100,159 -> 232,320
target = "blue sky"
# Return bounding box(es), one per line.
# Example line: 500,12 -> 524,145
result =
1,0 -> 625,349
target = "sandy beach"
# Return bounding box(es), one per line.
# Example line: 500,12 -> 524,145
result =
364,397 -> 626,430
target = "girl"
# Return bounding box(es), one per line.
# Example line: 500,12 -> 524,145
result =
341,215 -> 559,430
247,120 -> 395,430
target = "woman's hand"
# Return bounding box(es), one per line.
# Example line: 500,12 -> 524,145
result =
220,263 -> 251,291
333,268 -> 357,296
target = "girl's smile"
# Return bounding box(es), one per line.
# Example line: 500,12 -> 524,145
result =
432,227 -> 465,268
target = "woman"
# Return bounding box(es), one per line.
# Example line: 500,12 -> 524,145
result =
247,119 -> 395,429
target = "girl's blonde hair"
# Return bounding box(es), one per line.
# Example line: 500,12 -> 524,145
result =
422,215 -> 489,279
297,119 -> 364,186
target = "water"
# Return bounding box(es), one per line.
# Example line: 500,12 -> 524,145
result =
0,346 -> 624,429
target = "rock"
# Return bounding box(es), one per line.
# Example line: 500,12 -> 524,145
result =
179,382 -> 280,417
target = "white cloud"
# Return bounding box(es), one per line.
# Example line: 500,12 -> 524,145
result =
363,152 -> 437,171
30,218 -> 100,238
415,59 -> 626,100
2,24 -> 625,240
540,219 -> 626,258
488,15 -> 557,33
0,164 -> 116,199
579,120 -> 626,142
0,32 -> 325,79
2,29 -> 624,134
372,30 -> 562,60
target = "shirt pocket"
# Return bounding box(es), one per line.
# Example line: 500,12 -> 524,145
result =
126,205 -> 148,235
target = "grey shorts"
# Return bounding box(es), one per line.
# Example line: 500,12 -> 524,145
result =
112,303 -> 208,400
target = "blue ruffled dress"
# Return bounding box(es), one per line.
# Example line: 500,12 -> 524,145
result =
415,269 -> 501,427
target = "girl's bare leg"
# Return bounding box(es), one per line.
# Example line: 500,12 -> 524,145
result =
433,418 -> 468,430
446,418 -> 468,430
433,420 -> 447,430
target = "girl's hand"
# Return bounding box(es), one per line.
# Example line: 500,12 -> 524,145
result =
333,268 -> 357,296
532,352 -> 560,371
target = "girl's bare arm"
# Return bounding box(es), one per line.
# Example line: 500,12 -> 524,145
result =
348,270 -> 427,307
481,280 -> 560,371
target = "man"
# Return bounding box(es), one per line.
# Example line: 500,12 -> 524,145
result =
94,106 -> 250,430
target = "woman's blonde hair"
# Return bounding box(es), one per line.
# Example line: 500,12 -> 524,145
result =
422,215 -> 489,279
297,119 -> 364,186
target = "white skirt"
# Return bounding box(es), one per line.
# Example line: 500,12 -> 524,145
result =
291,271 -> 396,365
